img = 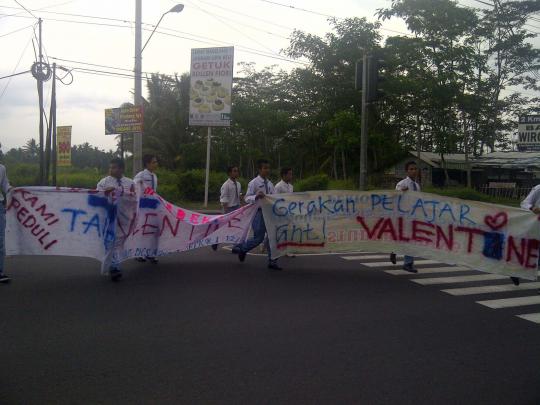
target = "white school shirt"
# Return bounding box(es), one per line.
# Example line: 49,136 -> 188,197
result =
220,178 -> 242,207
134,169 -> 158,192
274,180 -> 293,194
97,176 -> 135,195
521,185 -> 540,210
244,175 -> 275,204
396,177 -> 421,192
0,164 -> 10,202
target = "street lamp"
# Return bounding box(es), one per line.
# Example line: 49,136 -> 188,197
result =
133,2 -> 184,176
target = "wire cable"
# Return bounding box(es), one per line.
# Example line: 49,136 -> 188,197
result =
0,23 -> 33,38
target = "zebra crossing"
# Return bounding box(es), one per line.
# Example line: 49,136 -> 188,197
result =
341,252 -> 540,326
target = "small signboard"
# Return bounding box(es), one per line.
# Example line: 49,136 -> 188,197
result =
56,126 -> 72,167
189,46 -> 234,127
105,106 -> 143,135
517,115 -> 540,151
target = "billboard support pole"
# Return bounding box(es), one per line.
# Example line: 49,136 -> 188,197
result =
204,126 -> 212,208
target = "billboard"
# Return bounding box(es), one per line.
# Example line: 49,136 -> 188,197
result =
56,126 -> 72,167
189,46 -> 234,127
105,106 -> 143,135
517,115 -> 540,151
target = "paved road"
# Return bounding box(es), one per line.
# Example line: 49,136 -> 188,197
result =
1,249 -> 540,404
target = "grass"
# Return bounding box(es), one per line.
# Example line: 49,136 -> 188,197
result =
4,162 -> 522,208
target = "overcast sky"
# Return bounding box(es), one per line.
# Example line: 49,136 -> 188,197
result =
0,0 -> 537,152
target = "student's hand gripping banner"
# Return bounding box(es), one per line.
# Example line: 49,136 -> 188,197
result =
6,187 -> 257,272
262,190 -> 540,280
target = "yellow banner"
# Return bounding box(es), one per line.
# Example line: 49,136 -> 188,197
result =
57,126 -> 72,167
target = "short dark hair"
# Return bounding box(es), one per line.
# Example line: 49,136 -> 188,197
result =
143,154 -> 157,167
227,165 -> 238,174
257,159 -> 270,169
110,158 -> 125,170
405,161 -> 417,170
280,167 -> 292,177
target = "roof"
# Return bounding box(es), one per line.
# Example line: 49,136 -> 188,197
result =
409,151 -> 540,169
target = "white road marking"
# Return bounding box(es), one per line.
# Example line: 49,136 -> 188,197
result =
360,259 -> 440,267
342,254 -> 403,261
477,296 -> 540,309
412,274 -> 507,285
442,282 -> 540,296
385,266 -> 471,275
516,313 -> 540,324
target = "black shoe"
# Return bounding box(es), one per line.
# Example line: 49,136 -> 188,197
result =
238,251 -> 246,262
135,257 -> 147,263
511,277 -> 520,286
0,274 -> 11,284
268,263 -> 283,271
402,264 -> 418,273
110,269 -> 122,282
390,252 -> 397,264
231,246 -> 241,254
211,244 -> 218,251
148,257 -> 159,264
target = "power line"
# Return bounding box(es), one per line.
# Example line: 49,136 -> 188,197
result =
0,12 -> 309,65
185,0 -> 282,55
0,69 -> 31,80
257,0 -> 335,19
183,0 -> 290,40
0,23 -> 33,38
196,0 -> 295,32
13,0 -> 37,19
0,29 -> 33,103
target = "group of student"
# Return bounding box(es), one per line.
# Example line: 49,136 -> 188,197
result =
1,158 -> 540,285
0,156 -> 295,283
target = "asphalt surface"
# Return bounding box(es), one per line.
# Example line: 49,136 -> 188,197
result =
1,249 -> 540,404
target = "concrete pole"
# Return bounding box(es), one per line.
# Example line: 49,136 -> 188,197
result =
133,0 -> 143,176
359,53 -> 368,190
204,127 -> 212,207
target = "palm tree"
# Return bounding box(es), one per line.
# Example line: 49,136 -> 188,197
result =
22,139 -> 39,159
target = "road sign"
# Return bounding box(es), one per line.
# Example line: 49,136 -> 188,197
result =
517,115 -> 540,151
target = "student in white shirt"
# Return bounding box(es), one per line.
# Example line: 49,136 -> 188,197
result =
390,161 -> 420,273
212,165 -> 242,251
134,154 -> 158,193
97,158 -> 135,281
513,186 -> 540,288
232,159 -> 282,271
0,164 -> 11,283
274,167 -> 294,194
134,154 -> 159,264
220,165 -> 242,213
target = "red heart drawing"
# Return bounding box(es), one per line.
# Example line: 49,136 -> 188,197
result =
484,212 -> 508,231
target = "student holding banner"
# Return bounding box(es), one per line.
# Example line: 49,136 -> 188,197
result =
515,185 -> 540,288
390,161 -> 420,273
275,167 -> 294,194
97,158 -> 135,282
232,159 -> 282,271
212,165 -> 242,251
0,164 -> 11,283
134,154 -> 159,264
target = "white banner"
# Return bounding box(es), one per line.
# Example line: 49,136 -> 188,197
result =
262,190 -> 540,280
6,187 -> 257,272
189,46 -> 234,127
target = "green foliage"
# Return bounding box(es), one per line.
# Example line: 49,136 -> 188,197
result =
177,169 -> 228,201
295,174 -> 330,192
6,163 -> 39,186
424,187 -> 520,207
328,179 -> 357,190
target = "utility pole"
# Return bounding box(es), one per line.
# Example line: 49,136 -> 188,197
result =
359,53 -> 369,190
50,63 -> 57,186
133,0 -> 143,176
37,18 -> 45,185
